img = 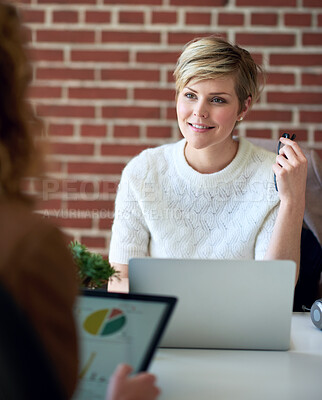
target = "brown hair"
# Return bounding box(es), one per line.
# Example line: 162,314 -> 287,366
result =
0,1 -> 42,200
174,35 -> 264,113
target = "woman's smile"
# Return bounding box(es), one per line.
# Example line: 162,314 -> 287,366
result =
188,122 -> 215,132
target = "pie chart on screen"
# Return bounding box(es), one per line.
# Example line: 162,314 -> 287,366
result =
83,308 -> 126,336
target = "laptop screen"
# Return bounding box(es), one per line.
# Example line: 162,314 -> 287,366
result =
72,290 -> 176,400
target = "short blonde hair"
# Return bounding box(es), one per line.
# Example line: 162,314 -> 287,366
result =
174,36 -> 264,113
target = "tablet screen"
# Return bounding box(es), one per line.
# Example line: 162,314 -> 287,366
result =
72,292 -> 175,400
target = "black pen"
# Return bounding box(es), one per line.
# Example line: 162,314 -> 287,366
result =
274,132 -> 296,192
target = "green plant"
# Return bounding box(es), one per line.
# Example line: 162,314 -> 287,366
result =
69,241 -> 119,289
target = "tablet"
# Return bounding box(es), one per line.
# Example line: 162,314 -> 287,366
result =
72,290 -> 177,400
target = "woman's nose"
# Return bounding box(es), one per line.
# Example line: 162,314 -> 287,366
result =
193,102 -> 209,118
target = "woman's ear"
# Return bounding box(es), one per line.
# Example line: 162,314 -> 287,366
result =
237,96 -> 252,121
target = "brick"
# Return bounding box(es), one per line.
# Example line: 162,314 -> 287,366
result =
36,67 -> 94,80
102,31 -> 160,44
303,33 -> 322,46
171,0 -> 226,5
81,125 -> 107,137
99,218 -> 113,230
67,200 -> 114,212
278,129 -> 308,142
302,73 -> 322,86
245,129 -> 272,139
303,0 -> 322,6
245,110 -> 292,122
57,179 -> 98,195
46,161 -> 63,173
50,142 -> 94,156
185,13 -> 211,26
23,27 -> 32,43
99,181 -> 119,195
251,13 -> 277,26
48,124 -> 74,136
152,11 -> 177,24
318,14 -> 322,26
101,144 -> 150,157
69,87 -> 127,99
166,107 -> 177,120
134,88 -> 175,101
37,105 -> 95,118
85,11 -> 111,23
101,69 -> 160,82
68,162 -> 125,175
266,73 -> 295,86
22,9 -> 45,23
37,30 -> 95,43
267,92 -> 322,105
102,106 -> 160,119
270,54 -> 322,66
315,149 -> 322,159
236,0 -> 296,5
314,131 -> 322,141
80,236 -> 106,249
114,125 -> 140,138
38,0 -> 96,3
49,217 -> 92,229
236,33 -> 295,47
35,199 -> 62,211
136,51 -> 179,64
104,0 -> 161,4
53,10 -> 78,23
71,50 -> 129,62
147,126 -> 172,138
284,13 -> 311,27
300,111 -> 322,123
27,48 -> 64,62
168,32 -> 219,45
28,86 -> 62,99
218,13 -> 244,26
119,11 -> 144,24
167,70 -> 175,84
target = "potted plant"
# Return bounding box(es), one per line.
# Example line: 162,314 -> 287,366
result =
69,241 -> 119,290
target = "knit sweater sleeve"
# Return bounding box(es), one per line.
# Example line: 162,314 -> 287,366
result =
254,198 -> 279,260
108,153 -> 151,264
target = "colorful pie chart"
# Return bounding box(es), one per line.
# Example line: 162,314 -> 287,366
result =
83,308 -> 126,336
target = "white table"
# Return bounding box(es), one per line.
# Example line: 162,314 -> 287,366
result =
150,313 -> 322,400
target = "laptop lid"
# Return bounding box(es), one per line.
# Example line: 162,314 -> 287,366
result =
129,258 -> 296,351
72,290 -> 177,400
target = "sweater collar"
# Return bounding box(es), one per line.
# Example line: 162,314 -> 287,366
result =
173,137 -> 252,187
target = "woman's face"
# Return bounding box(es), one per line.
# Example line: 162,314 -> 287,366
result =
176,77 -> 249,152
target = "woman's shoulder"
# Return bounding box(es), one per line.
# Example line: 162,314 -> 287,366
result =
122,140 -> 181,177
241,137 -> 276,166
0,199 -> 72,270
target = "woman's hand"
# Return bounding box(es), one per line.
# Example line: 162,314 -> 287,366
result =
272,137 -> 307,209
106,364 -> 160,400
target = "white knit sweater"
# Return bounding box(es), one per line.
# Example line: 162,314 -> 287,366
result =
109,137 -> 280,264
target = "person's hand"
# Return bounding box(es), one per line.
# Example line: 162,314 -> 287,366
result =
272,137 -> 307,209
106,364 -> 160,400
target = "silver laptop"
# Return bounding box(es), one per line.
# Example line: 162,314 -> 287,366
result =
129,258 -> 296,351
72,290 -> 177,400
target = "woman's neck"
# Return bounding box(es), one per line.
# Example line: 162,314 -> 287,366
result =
184,137 -> 239,174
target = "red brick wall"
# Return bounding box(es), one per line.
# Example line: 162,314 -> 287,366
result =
20,0 -> 322,253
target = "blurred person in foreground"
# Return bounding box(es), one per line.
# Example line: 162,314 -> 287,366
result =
0,1 -> 159,399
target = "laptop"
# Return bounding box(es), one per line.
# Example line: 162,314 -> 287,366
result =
72,290 -> 177,400
129,258 -> 296,351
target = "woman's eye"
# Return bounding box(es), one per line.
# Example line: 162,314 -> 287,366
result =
184,92 -> 195,99
212,97 -> 226,104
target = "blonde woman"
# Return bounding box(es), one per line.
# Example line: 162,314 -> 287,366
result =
109,36 -> 307,292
